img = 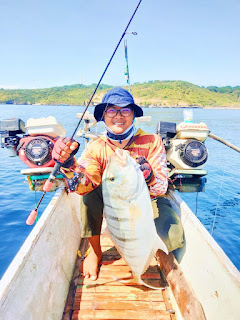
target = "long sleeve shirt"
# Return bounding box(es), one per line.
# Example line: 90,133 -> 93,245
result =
65,128 -> 168,197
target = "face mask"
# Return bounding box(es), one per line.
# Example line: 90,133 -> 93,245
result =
104,123 -> 135,144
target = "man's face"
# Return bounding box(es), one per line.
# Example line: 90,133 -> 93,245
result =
104,105 -> 134,134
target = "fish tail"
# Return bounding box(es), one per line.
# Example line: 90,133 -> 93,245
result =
112,274 -> 146,286
111,275 -> 138,285
139,278 -> 166,290
112,275 -> 165,290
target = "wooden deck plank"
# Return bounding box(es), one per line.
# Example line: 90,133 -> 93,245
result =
98,264 -> 159,273
100,237 -> 115,247
76,284 -> 148,293
78,276 -> 162,286
76,282 -> 165,293
74,292 -> 164,302
73,300 -> 166,311
72,309 -> 171,320
100,258 -> 127,266
65,236 -> 176,320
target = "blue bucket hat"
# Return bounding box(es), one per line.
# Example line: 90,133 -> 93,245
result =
94,87 -> 143,122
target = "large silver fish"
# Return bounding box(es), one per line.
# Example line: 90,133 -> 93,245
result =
102,149 -> 168,287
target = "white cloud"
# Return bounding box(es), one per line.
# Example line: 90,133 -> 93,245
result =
0,84 -> 37,90
0,84 -> 20,89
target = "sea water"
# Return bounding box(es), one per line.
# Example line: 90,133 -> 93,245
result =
0,104 -> 239,278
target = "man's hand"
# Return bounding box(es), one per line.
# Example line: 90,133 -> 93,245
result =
52,137 -> 79,167
64,165 -> 91,192
136,156 -> 153,182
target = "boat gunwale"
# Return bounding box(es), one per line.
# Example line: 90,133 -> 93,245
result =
0,187 -> 66,295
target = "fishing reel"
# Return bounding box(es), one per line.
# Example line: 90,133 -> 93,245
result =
156,121 -> 209,192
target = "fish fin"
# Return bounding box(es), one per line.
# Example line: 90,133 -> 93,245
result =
154,235 -> 169,255
114,149 -> 129,166
129,201 -> 142,237
129,201 -> 142,220
139,236 -> 168,280
129,200 -> 142,219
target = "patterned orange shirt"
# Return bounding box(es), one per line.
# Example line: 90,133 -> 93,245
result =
72,128 -> 168,197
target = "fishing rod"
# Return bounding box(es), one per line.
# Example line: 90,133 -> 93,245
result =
26,0 -> 143,225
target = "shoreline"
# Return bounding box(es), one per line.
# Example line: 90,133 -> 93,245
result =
0,103 -> 240,110
149,106 -> 240,110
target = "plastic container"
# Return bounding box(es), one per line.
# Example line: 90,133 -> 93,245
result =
176,122 -> 209,141
25,116 -> 66,138
183,109 -> 193,123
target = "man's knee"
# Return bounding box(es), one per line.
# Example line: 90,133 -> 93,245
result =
82,185 -> 103,207
153,197 -> 184,252
80,185 -> 104,238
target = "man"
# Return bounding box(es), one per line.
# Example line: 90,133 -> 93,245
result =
53,87 -> 184,280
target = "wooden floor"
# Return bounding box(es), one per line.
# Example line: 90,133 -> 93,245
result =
64,236 -> 176,320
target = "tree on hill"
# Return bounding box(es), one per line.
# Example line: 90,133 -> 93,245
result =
0,81 -> 239,108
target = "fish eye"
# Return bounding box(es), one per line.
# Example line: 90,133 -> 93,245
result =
109,177 -> 115,181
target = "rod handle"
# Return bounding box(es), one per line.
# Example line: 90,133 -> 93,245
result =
26,209 -> 38,225
43,162 -> 62,192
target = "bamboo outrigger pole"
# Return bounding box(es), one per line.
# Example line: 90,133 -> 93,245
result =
208,132 -> 240,153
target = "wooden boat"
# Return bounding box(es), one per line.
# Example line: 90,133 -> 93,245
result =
1,114 -> 240,319
0,185 -> 240,320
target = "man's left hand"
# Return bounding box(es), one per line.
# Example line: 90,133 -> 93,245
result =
136,156 -> 153,182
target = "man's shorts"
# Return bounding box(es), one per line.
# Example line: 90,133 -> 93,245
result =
80,185 -> 184,252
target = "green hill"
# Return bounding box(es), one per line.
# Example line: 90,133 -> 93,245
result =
0,81 -> 240,108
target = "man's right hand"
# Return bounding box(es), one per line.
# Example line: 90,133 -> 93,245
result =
52,137 -> 80,165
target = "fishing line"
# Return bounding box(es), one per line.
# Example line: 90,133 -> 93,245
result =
195,192 -> 199,216
34,190 -> 39,222
71,0 -> 143,139
211,167 -> 226,235
26,0 -> 143,225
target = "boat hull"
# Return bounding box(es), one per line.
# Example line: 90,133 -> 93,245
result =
0,188 -> 82,320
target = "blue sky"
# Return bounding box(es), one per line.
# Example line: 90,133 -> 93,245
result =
0,0 -> 240,89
